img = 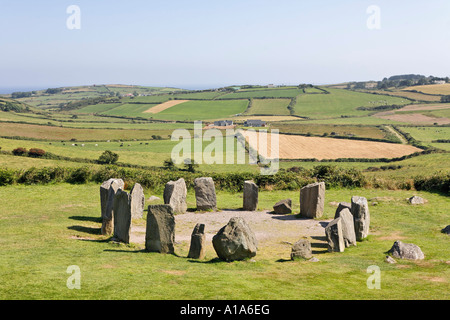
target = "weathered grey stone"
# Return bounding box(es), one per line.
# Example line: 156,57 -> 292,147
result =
408,196 -> 426,205
441,225 -> 450,235
325,218 -> 345,253
338,208 -> 357,247
334,202 -> 351,219
187,223 -> 206,259
351,196 -> 370,241
387,241 -> 425,260
385,256 -> 397,264
148,196 -> 161,202
300,182 -> 325,219
273,199 -> 292,214
291,239 -> 312,260
194,177 -> 217,211
100,179 -> 124,236
130,183 -> 145,219
212,217 -> 258,261
145,205 -> 175,254
243,180 -> 258,211
163,178 -> 187,214
112,189 -> 132,243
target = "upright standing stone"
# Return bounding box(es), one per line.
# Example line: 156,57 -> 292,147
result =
351,196 -> 370,241
188,223 -> 206,259
101,179 -> 125,236
163,178 -> 188,214
338,208 -> 357,247
112,189 -> 132,243
300,182 -> 325,219
334,202 -> 351,219
130,183 -> 145,219
325,218 -> 345,253
145,205 -> 175,254
194,177 -> 217,211
243,180 -> 258,211
212,217 -> 258,261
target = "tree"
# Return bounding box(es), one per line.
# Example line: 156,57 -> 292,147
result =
98,150 -> 119,164
163,158 -> 177,171
183,158 -> 198,173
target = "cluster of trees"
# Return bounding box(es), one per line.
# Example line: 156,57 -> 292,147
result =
348,74 -> 450,90
0,101 -> 27,112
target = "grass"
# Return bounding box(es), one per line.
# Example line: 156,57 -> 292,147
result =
403,84 -> 450,95
218,88 -> 303,99
293,88 -> 409,119
247,99 -> 292,116
0,183 -> 448,299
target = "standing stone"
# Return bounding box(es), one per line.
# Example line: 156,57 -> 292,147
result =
212,217 -> 258,261
334,202 -> 351,219
273,199 -> 292,214
325,218 -> 345,253
291,239 -> 312,260
300,182 -> 325,219
112,189 -> 132,243
101,179 -> 124,236
145,205 -> 175,254
351,196 -> 370,241
163,178 -> 187,214
243,180 -> 258,211
387,241 -> 425,260
187,223 -> 206,259
130,183 -> 145,219
338,208 -> 357,247
194,177 -> 217,211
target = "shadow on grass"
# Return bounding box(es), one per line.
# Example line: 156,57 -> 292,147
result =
270,213 -> 305,221
187,258 -> 229,264
67,225 -> 101,235
310,236 -> 328,254
69,216 -> 102,223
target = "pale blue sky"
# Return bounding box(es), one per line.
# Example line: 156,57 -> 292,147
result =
1,0 -> 449,90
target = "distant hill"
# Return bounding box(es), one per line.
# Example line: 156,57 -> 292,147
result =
388,74 -> 426,81
0,97 -> 31,113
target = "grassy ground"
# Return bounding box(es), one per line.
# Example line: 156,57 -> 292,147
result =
0,183 -> 448,299
247,99 -> 292,116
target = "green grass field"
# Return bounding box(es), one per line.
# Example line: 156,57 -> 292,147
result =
0,183 -> 448,299
218,88 -> 302,99
247,99 -> 292,116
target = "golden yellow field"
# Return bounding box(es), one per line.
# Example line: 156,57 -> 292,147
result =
403,83 -> 450,95
244,131 -> 422,160
144,100 -> 189,114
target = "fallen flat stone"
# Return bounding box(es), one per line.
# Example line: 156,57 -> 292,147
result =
300,182 -> 325,219
385,256 -> 397,264
291,239 -> 312,260
408,196 -> 426,205
325,218 -> 345,253
145,205 -> 175,254
212,217 -> 258,261
273,199 -> 292,214
387,240 -> 425,260
187,223 -> 206,259
130,183 -> 145,219
112,189 -> 132,243
243,180 -> 258,211
194,177 -> 217,211
164,178 -> 188,214
351,196 -> 370,241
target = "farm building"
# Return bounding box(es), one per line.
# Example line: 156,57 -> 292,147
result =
214,120 -> 233,127
244,119 -> 266,127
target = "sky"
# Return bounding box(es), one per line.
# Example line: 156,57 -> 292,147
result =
0,0 -> 450,91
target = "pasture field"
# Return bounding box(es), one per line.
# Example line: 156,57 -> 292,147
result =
0,183 -> 448,299
247,99 -> 292,116
217,88 -> 303,99
403,83 -> 450,95
293,88 -> 409,119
